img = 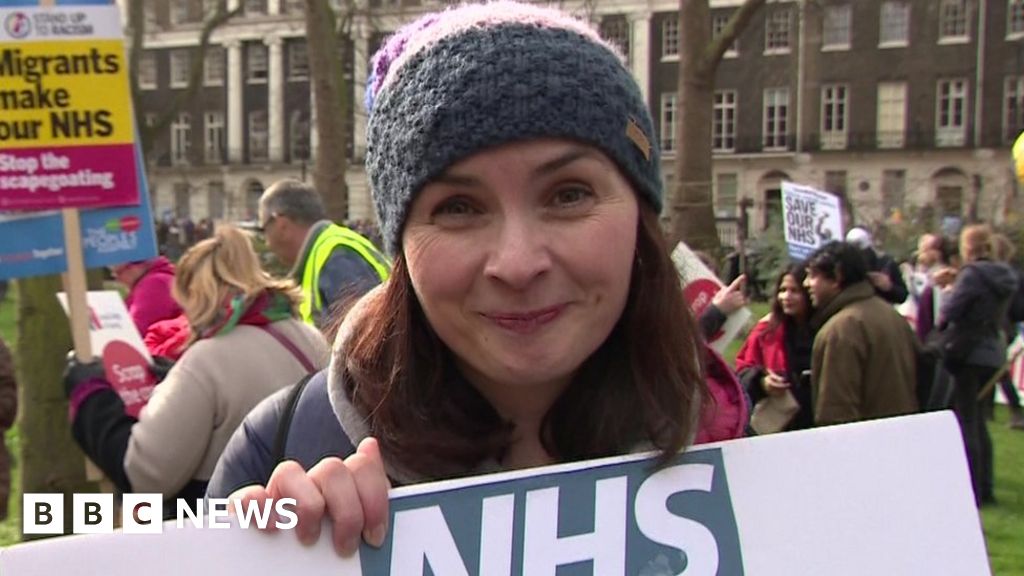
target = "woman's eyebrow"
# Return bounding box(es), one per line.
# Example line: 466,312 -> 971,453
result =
532,148 -> 597,179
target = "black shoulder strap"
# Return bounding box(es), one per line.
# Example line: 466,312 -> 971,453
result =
272,373 -> 315,465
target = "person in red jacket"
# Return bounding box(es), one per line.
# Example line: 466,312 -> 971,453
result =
735,263 -> 816,432
111,257 -> 183,336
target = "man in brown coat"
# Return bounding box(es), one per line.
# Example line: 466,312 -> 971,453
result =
0,336 -> 16,520
805,242 -> 918,426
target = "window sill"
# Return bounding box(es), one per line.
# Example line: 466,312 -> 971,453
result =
763,48 -> 791,56
660,54 -> 680,63
288,75 -> 309,82
247,78 -> 268,85
723,51 -> 739,59
169,82 -> 189,89
878,41 -> 909,49
937,36 -> 970,45
1007,32 -> 1024,41
821,44 -> 851,52
204,81 -> 225,88
139,84 -> 157,91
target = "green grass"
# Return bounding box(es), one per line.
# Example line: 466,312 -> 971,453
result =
0,291 -> 1021,575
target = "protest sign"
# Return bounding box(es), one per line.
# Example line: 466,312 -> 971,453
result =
0,412 -> 991,575
56,290 -> 155,418
0,2 -> 139,210
671,241 -> 751,354
780,181 -> 843,260
0,145 -> 157,281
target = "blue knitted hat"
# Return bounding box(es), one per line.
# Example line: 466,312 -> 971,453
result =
365,1 -> 662,255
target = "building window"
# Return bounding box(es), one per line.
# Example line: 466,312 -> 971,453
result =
936,78 -> 968,147
712,13 -> 739,57
879,1 -> 910,46
939,0 -> 969,42
139,52 -> 157,90
662,17 -> 679,59
765,8 -> 791,53
713,90 -> 737,153
144,2 -> 158,29
1010,0 -> 1024,36
171,113 -> 191,166
207,181 -> 225,220
882,169 -> 906,217
244,0 -> 267,16
174,182 -> 191,219
170,0 -> 190,25
822,4 -> 852,50
1005,76 -> 1024,142
201,0 -> 220,19
715,173 -> 738,218
876,82 -> 907,148
763,87 -> 790,151
204,112 -> 225,164
249,111 -> 269,161
170,50 -> 191,89
600,17 -> 631,64
288,41 -> 309,81
660,92 -> 677,152
824,171 -> 848,208
282,0 -> 304,14
290,110 -> 311,162
821,84 -> 849,150
204,47 -> 225,86
247,44 -> 268,83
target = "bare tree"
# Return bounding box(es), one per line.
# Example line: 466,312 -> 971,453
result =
671,0 -> 765,253
304,0 -> 353,222
126,0 -> 243,156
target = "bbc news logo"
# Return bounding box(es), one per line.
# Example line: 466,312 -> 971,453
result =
23,494 -> 298,534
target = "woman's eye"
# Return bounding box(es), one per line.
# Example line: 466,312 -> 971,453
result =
552,185 -> 593,206
433,197 -> 478,217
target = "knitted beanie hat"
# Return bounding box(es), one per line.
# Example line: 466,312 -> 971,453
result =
365,1 -> 662,255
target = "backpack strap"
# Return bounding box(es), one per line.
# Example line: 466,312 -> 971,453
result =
272,373 -> 315,465
260,323 -> 317,373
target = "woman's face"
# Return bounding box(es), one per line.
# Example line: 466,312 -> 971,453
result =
403,139 -> 639,398
777,274 -> 807,318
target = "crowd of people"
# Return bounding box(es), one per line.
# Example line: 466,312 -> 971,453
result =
0,0 -> 1020,555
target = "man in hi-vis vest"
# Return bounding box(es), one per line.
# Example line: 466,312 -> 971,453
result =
258,179 -> 389,327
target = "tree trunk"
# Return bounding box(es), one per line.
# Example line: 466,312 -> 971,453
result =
670,0 -> 765,255
16,275 -> 90,539
306,0 -> 350,222
671,0 -> 719,254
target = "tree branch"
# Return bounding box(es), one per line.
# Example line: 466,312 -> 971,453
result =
699,0 -> 766,76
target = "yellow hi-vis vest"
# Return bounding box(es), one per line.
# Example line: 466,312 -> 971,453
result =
299,223 -> 390,325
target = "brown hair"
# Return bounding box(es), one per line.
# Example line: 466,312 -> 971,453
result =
959,224 -> 994,263
337,204 -> 708,480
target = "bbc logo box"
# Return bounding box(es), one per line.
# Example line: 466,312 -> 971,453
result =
23,493 -> 164,535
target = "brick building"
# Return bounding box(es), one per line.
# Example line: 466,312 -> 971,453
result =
132,0 -> 1024,239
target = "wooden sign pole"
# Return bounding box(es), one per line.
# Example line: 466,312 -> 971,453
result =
60,208 -> 105,484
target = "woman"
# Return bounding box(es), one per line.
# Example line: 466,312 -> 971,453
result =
938,225 -> 1019,505
208,1 -> 734,555
64,226 -> 329,502
735,264 -> 815,432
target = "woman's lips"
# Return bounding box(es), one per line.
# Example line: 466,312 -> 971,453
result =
483,305 -> 565,334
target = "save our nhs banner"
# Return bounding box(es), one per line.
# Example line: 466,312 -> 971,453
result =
781,181 -> 844,261
0,413 -> 992,575
0,144 -> 156,281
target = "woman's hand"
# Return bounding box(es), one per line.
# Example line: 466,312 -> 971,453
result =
230,437 -> 391,557
762,371 -> 790,396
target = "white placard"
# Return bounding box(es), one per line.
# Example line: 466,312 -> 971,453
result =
671,241 -> 752,353
0,412 -> 990,575
57,290 -> 151,363
781,181 -> 844,260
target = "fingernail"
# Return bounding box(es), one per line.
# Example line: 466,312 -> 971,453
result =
364,524 -> 387,548
341,535 -> 361,557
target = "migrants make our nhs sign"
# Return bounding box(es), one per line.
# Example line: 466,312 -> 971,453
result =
781,181 -> 844,261
0,413 -> 991,575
